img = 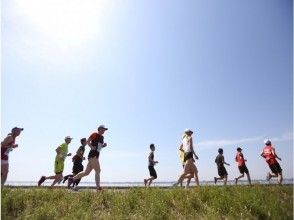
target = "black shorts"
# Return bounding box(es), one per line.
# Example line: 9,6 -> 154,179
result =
184,152 -> 193,162
269,163 -> 282,174
88,150 -> 99,159
73,163 -> 84,174
148,166 -> 157,179
217,165 -> 228,177
238,165 -> 249,174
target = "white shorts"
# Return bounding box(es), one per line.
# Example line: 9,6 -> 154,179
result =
1,160 -> 9,165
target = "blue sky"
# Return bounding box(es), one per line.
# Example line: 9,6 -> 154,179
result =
1,0 -> 293,183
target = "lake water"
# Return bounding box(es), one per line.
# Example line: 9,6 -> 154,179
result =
6,179 -> 293,188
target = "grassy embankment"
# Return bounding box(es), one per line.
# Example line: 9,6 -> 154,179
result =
1,185 -> 293,219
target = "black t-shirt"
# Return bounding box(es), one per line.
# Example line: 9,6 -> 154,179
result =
215,154 -> 224,167
73,146 -> 85,164
88,133 -> 104,158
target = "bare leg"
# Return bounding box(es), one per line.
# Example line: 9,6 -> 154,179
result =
235,174 -> 244,185
278,173 -> 283,184
193,165 -> 199,186
224,175 -> 228,185
147,177 -> 155,187
51,174 -> 63,187
1,164 -> 9,185
90,158 -> 101,190
246,173 -> 252,185
74,161 -> 93,180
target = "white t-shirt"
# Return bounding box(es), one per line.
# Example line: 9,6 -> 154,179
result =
182,136 -> 192,153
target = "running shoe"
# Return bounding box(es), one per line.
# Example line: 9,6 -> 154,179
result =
38,176 -> 46,186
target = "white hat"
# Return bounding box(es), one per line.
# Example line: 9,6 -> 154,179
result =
264,139 -> 271,145
65,136 -> 73,140
98,125 -> 108,130
184,129 -> 193,134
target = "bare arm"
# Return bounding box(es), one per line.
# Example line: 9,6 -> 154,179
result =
223,156 -> 230,166
179,143 -> 183,151
272,148 -> 281,161
1,136 -> 15,148
87,137 -> 95,150
190,138 -> 199,160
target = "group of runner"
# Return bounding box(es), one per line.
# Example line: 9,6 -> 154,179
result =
144,129 -> 283,187
1,126 -> 284,189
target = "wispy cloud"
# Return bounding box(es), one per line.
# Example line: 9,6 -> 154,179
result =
197,131 -> 293,149
197,136 -> 263,148
271,132 -> 293,142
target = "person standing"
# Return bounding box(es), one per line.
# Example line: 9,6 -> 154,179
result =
144,144 -> 158,187
1,127 -> 24,185
63,138 -> 87,188
214,148 -> 230,185
38,136 -> 72,187
234,147 -> 251,185
173,129 -> 199,187
68,125 -> 108,191
260,139 -> 283,184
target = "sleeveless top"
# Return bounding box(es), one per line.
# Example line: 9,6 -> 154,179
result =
182,136 -> 192,153
1,135 -> 15,161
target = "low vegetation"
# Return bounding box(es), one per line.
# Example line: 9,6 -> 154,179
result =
1,185 -> 293,219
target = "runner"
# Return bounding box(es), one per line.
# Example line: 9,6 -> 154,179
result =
234,147 -> 251,185
68,125 -> 108,191
214,148 -> 230,185
1,127 -> 24,185
179,148 -> 193,188
38,136 -> 72,187
144,144 -> 158,187
63,138 -> 86,188
173,129 -> 199,187
260,139 -> 283,184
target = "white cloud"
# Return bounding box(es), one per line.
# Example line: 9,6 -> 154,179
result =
197,131 -> 293,149
197,136 -> 263,148
271,132 -> 293,142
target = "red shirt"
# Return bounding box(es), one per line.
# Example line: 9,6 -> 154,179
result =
235,152 -> 245,167
262,145 -> 277,165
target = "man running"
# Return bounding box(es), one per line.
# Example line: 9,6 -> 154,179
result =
260,139 -> 283,184
68,125 -> 108,191
234,147 -> 251,185
1,127 -> 24,185
214,148 -> 230,185
38,136 -> 72,187
63,138 -> 86,188
144,144 -> 158,187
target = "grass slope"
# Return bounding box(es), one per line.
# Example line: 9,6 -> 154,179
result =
1,185 -> 293,220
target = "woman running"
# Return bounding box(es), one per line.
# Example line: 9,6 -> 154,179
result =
1,127 -> 23,185
69,125 -> 108,191
173,129 -> 199,187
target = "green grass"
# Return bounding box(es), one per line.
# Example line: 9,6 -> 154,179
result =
1,185 -> 293,220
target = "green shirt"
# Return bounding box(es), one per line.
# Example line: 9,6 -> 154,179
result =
55,143 -> 68,161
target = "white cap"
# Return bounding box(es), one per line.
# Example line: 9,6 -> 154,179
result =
184,129 -> 193,134
98,125 -> 108,130
264,139 -> 271,145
